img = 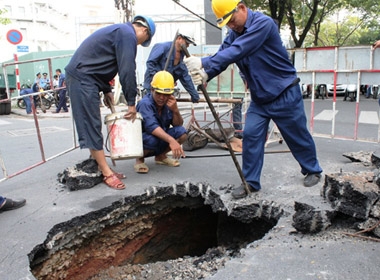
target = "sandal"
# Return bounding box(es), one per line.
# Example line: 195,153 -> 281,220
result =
111,169 -> 126,179
103,173 -> 126,190
155,157 -> 180,167
98,168 -> 126,179
134,163 -> 149,174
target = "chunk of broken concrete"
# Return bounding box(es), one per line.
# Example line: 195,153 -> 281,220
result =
343,151 -> 372,166
322,172 -> 379,220
292,202 -> 336,233
371,150 -> 380,169
57,158 -> 103,191
356,218 -> 380,238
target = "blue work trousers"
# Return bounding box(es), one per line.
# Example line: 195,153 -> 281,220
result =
243,84 -> 322,190
143,126 -> 187,156
56,89 -> 68,112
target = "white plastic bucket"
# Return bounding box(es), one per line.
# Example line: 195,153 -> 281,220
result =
104,112 -> 143,160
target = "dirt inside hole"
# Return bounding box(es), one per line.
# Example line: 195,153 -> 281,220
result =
29,185 -> 279,280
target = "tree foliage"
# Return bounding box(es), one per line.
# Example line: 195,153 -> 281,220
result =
0,8 -> 11,25
244,0 -> 380,47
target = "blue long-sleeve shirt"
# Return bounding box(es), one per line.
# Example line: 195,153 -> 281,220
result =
202,10 -> 297,104
137,93 -> 173,134
65,23 -> 138,106
143,41 -> 200,102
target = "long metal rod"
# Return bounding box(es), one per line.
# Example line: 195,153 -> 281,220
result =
164,29 -> 179,71
181,44 -> 250,194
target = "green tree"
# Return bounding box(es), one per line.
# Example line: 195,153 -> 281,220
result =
244,0 -> 379,47
0,8 -> 11,25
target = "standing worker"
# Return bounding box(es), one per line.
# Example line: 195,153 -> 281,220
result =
184,0 -> 322,199
143,30 -> 200,103
65,15 -> 156,190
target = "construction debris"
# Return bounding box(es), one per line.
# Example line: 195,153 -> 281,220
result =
57,158 -> 103,191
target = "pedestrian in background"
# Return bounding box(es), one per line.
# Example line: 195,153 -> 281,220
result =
53,69 -> 68,113
65,15 -> 156,190
20,83 -> 39,114
40,72 -> 50,90
184,0 -> 322,199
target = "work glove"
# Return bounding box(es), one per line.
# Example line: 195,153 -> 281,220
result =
184,56 -> 202,72
190,69 -> 208,86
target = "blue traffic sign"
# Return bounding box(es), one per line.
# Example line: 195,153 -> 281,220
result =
6,29 -> 23,45
17,45 -> 29,52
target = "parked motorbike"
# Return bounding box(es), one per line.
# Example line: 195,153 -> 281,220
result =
366,85 -> 379,99
315,84 -> 328,99
372,85 -> 379,99
344,84 -> 357,102
52,89 -> 70,108
300,84 -> 311,99
17,91 -> 53,110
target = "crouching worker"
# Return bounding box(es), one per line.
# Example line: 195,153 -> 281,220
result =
134,71 -> 187,173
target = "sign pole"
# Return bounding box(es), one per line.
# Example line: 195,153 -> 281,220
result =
13,54 -> 21,95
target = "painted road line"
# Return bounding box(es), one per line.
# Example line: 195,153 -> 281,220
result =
314,110 -> 338,121
0,119 -> 11,125
359,111 -> 379,125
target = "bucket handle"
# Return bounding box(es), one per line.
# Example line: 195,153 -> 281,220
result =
104,118 -> 117,153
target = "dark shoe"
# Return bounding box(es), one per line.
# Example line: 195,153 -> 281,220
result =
303,173 -> 321,187
52,111 -> 59,114
232,184 -> 259,199
0,198 -> 26,212
234,133 -> 243,139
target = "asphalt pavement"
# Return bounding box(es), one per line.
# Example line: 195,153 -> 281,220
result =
1,102 -> 380,280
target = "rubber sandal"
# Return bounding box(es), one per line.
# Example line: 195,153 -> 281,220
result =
103,173 -> 126,190
98,168 -> 126,179
111,169 -> 126,179
155,158 -> 180,167
134,163 -> 149,174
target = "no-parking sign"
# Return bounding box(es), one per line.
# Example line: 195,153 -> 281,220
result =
6,29 -> 23,45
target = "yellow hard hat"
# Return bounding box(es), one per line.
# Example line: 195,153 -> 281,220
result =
151,71 -> 175,94
212,0 -> 241,28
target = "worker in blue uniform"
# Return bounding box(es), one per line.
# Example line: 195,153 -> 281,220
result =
135,71 -> 187,174
143,31 -> 200,103
184,0 -> 323,199
65,15 -> 156,190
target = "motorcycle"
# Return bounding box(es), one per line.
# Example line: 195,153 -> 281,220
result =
344,84 -> 357,102
315,84 -> 328,99
52,89 -> 70,108
17,91 -> 53,110
366,85 -> 379,99
372,85 -> 379,99
300,84 -> 311,99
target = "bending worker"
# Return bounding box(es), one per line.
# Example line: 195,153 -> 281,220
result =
184,0 -> 323,199
135,71 -> 187,174
65,15 -> 156,190
143,31 -> 200,103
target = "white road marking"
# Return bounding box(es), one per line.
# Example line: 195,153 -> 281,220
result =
314,110 -> 338,121
359,111 -> 379,125
0,119 -> 11,125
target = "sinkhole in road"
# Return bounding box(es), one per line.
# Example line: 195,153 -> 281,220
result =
28,183 -> 282,280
